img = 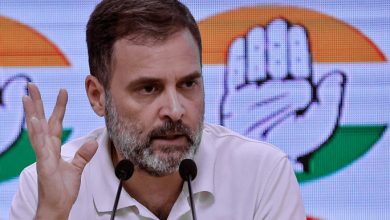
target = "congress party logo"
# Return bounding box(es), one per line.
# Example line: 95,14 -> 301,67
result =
0,16 -> 72,183
199,6 -> 387,183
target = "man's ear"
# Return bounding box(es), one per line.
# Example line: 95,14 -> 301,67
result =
85,75 -> 106,117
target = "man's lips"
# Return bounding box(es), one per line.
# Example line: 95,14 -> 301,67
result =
151,135 -> 189,146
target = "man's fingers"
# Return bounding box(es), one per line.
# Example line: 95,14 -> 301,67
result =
23,96 -> 40,145
23,95 -> 36,120
288,25 -> 311,78
48,89 -> 68,138
52,89 -> 68,122
29,116 -> 47,156
27,83 -> 46,120
227,37 -> 246,92
266,19 -> 288,79
71,140 -> 98,173
247,26 -> 266,82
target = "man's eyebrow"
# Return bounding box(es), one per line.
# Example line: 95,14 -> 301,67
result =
126,77 -> 161,89
178,71 -> 202,83
127,71 -> 202,88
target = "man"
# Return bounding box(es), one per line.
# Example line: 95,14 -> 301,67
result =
10,0 -> 305,219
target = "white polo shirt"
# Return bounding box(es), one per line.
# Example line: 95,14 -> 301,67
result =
10,123 -> 306,219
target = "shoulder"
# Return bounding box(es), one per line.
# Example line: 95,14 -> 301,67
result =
200,123 -> 291,186
198,124 -> 302,214
202,123 -> 287,162
18,162 -> 38,182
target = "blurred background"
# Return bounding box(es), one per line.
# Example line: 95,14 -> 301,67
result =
1,0 -> 389,219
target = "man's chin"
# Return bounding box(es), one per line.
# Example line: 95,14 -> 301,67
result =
142,168 -> 176,177
138,162 -> 179,177
137,151 -> 189,177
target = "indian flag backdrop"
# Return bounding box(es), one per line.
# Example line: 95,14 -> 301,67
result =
1,0 -> 389,219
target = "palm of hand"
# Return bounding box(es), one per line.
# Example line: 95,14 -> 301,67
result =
23,83 -> 98,219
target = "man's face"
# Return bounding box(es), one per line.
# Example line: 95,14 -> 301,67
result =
105,29 -> 204,176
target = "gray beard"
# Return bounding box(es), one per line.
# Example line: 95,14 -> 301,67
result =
104,92 -> 203,177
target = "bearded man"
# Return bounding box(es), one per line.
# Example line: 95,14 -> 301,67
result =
10,0 -> 305,219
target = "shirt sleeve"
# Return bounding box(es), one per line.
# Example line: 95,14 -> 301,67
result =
9,166 -> 38,220
254,156 -> 306,220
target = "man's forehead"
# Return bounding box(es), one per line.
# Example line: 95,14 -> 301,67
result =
114,28 -> 199,52
111,29 -> 200,64
118,26 -> 184,45
109,29 -> 201,83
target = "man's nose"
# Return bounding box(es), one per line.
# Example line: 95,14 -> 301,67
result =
159,89 -> 185,122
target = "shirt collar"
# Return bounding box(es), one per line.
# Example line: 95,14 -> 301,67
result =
86,124 -> 216,213
192,123 -> 216,196
87,128 -> 137,213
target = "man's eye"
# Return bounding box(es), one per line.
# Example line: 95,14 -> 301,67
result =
182,80 -> 196,88
141,85 -> 156,94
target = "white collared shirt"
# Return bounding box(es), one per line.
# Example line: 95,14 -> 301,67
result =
10,123 -> 306,219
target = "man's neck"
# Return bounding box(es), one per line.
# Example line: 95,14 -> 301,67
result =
124,170 -> 183,220
111,145 -> 183,219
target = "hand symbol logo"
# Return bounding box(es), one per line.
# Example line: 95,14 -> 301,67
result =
0,75 -> 31,155
220,19 -> 347,172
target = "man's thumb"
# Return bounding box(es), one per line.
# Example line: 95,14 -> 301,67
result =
71,140 -> 98,172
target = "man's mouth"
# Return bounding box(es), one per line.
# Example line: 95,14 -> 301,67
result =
160,134 -> 183,139
151,134 -> 189,146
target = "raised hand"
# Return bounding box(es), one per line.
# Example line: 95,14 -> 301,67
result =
0,75 -> 31,154
22,83 -> 98,219
220,19 -> 347,172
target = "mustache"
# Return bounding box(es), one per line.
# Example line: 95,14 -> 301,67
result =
147,120 -> 195,145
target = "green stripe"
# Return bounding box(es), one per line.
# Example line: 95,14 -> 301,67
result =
0,129 -> 72,183
296,125 -> 387,183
